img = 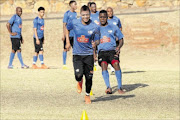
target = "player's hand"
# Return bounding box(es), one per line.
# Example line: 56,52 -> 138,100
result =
92,41 -> 96,48
11,32 -> 17,36
36,39 -> 40,45
66,43 -> 71,51
43,40 -> 45,44
21,39 -> 24,44
62,36 -> 65,41
115,47 -> 120,55
94,54 -> 98,62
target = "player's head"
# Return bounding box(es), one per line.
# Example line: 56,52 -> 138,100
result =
80,5 -> 90,23
90,2 -> 97,13
87,2 -> 91,9
107,7 -> 113,18
99,10 -> 108,26
38,7 -> 45,18
16,7 -> 22,16
69,0 -> 77,10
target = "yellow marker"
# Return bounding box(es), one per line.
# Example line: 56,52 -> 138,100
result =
94,65 -> 97,71
90,90 -> 93,96
81,110 -> 89,120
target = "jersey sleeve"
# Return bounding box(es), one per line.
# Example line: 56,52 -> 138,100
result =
63,12 -> 68,23
92,26 -> 100,41
8,15 -> 16,25
118,18 -> 122,28
66,19 -> 73,31
33,18 -> 38,29
115,26 -> 123,40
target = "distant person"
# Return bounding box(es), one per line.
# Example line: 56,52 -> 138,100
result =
66,5 -> 100,104
97,10 -> 125,94
87,2 -> 91,9
32,7 -> 48,69
62,0 -> 77,69
107,7 -> 122,74
90,2 -> 100,25
6,7 -> 29,69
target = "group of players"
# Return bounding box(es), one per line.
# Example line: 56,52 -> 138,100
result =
7,1 -> 125,104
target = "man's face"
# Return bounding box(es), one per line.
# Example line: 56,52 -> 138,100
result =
99,13 -> 108,25
39,10 -> 45,17
81,10 -> 90,23
90,4 -> 96,13
16,8 -> 22,16
71,2 -> 77,10
107,8 -> 113,18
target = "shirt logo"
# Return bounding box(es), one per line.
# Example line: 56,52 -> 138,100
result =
100,36 -> 111,43
113,22 -> 117,25
77,35 -> 89,43
108,30 -> 112,33
19,24 -> 22,28
88,31 -> 93,35
94,20 -> 100,25
41,26 -> 44,30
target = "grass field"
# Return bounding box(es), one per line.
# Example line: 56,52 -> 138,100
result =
0,12 -> 179,119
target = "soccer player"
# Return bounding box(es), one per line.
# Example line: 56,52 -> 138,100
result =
97,10 -> 125,94
62,0 -> 77,69
32,7 -> 48,69
107,7 -> 123,74
6,7 -> 29,69
87,2 -> 91,9
90,2 -> 100,25
66,5 -> 100,104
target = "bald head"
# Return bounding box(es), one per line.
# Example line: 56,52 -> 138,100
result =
16,7 -> 22,16
107,7 -> 113,18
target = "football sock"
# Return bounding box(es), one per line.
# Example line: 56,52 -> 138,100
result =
8,52 -> 15,66
33,56 -> 38,64
102,70 -> 110,88
115,69 -> 122,89
63,51 -> 67,65
39,54 -> 44,65
17,52 -> 24,66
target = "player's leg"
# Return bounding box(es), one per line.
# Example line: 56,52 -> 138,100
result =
39,38 -> 48,69
84,55 -> 94,104
62,38 -> 68,69
98,51 -> 112,94
8,38 -> 16,68
73,55 -> 83,93
32,38 -> 39,69
16,38 -> 29,68
111,51 -> 125,94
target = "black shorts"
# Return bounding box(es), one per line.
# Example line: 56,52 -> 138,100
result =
73,55 -> 94,76
98,50 -> 119,66
34,37 -> 44,53
64,37 -> 73,49
11,38 -> 21,51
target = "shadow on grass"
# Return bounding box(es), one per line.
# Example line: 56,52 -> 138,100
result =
112,83 -> 149,94
92,94 -> 135,103
122,71 -> 146,74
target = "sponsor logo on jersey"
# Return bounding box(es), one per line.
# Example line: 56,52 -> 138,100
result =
94,20 -> 100,25
77,35 -> 89,43
41,26 -> 44,30
100,36 -> 111,43
19,24 -> 22,28
88,31 -> 93,34
113,22 -> 117,25
108,30 -> 112,33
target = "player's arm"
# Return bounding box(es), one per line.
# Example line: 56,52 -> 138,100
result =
115,27 -> 124,55
65,27 -> 71,51
62,23 -> 67,41
33,19 -> 40,45
118,19 -> 122,31
6,16 -> 17,36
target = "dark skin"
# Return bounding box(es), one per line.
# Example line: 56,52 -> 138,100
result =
6,7 -> 23,53
98,12 -> 124,71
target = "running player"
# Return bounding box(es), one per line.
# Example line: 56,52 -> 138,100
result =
107,7 -> 123,74
66,5 -> 100,104
90,2 -> 100,25
32,7 -> 48,69
97,10 -> 125,94
6,7 -> 29,69
62,0 -> 77,69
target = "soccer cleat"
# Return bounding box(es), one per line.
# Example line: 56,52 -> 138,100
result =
32,64 -> 39,69
105,87 -> 112,94
85,95 -> 91,104
41,64 -> 49,69
77,78 -> 83,93
62,65 -> 68,70
21,64 -> 29,69
118,88 -> 125,94
8,65 -> 13,69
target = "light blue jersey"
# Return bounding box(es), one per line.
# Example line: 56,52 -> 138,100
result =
33,17 -> 44,39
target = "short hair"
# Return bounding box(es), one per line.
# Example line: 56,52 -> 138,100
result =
38,7 -> 45,11
69,0 -> 76,6
80,5 -> 90,13
87,2 -> 91,6
99,10 -> 108,15
90,2 -> 96,7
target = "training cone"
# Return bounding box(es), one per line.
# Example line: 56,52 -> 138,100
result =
94,65 -> 97,71
81,110 -> 89,120
90,90 -> 93,96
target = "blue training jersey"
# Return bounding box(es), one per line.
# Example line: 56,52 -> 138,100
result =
8,14 -> 22,38
90,11 -> 100,25
108,15 -> 122,28
33,17 -> 44,39
97,24 -> 123,53
67,18 -> 100,55
63,10 -> 77,37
